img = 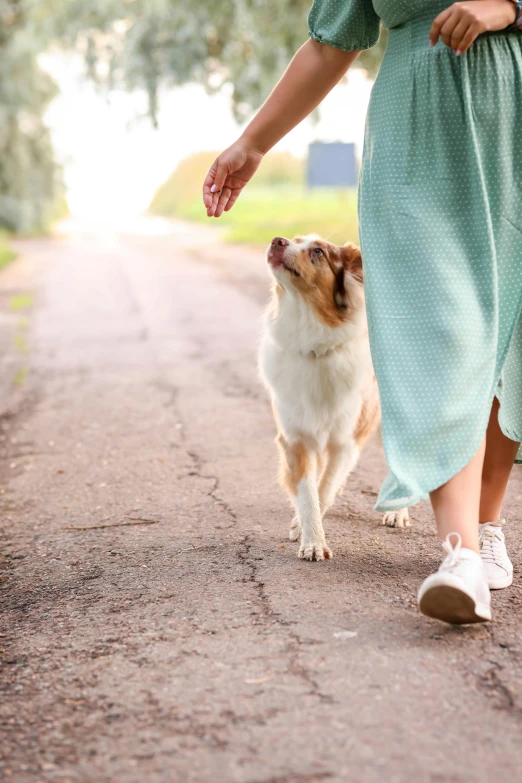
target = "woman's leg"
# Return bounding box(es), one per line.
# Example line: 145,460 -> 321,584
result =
419,432 -> 490,624
480,397 -> 520,522
428,398 -> 520,548
419,398 -> 519,623
429,436 -> 486,553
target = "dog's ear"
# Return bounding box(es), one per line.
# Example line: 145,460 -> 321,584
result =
333,266 -> 348,310
341,243 -> 363,284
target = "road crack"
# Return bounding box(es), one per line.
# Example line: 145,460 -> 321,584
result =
477,664 -> 522,718
237,534 -> 335,706
237,534 -> 271,622
156,379 -> 333,703
187,449 -> 238,529
155,379 -> 238,529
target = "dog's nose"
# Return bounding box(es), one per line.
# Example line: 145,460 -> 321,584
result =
271,237 -> 289,248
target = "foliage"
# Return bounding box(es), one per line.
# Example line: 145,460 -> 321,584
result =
0,1 -> 385,234
0,1 -> 63,233
43,1 -> 387,124
149,151 -> 359,246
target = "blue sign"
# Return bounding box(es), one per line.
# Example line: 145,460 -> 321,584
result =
306,142 -> 358,188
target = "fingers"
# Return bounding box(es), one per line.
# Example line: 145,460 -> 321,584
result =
436,11 -> 462,49
207,184 -> 230,218
204,167 -> 242,218
449,18 -> 470,52
224,191 -> 241,212
430,6 -> 452,46
211,161 -> 227,195
203,158 -> 228,215
456,25 -> 480,55
213,187 -> 232,219
430,4 -> 484,54
203,163 -> 218,210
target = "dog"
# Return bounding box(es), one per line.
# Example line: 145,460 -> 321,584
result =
258,234 -> 409,561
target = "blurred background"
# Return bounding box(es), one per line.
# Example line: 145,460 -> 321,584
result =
0,0 -> 386,258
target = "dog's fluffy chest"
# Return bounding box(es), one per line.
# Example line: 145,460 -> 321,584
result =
259,295 -> 372,445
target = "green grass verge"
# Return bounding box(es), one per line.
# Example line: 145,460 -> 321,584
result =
10,293 -> 34,312
178,186 -> 359,247
149,151 -> 360,247
0,235 -> 17,271
13,366 -> 28,388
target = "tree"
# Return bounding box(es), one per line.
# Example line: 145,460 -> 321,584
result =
0,1 -> 386,233
43,0 -> 386,124
0,1 -> 62,233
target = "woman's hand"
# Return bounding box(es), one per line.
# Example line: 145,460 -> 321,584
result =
430,1 -> 517,54
203,140 -> 264,218
202,40 -> 359,218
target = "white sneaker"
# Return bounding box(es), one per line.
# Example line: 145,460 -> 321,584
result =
479,520 -> 513,590
418,533 -> 491,624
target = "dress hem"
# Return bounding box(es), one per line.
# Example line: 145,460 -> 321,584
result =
374,402 -> 490,511
374,324 -> 522,513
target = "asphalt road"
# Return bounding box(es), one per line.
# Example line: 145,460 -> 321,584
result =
1,217 -> 522,783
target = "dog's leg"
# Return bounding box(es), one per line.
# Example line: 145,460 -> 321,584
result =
278,436 -> 330,559
382,508 -> 411,528
289,500 -> 301,542
318,443 -> 359,517
289,451 -> 326,540
296,452 -> 331,561
277,433 -> 302,542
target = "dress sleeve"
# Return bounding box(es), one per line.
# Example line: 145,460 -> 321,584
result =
308,0 -> 381,52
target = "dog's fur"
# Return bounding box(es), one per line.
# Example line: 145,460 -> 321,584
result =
259,234 -> 409,561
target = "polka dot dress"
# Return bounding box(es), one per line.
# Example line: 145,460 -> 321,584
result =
309,0 -> 522,511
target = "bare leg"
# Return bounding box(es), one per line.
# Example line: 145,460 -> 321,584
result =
480,397 -> 520,523
429,436 -> 486,553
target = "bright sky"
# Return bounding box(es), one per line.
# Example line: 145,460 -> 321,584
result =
41,53 -> 373,219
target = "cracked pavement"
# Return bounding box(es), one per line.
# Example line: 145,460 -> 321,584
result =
1,217 -> 522,783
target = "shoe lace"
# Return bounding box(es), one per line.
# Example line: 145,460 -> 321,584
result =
440,532 -> 462,570
479,522 -> 504,565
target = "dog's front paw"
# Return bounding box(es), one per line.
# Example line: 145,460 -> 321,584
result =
382,508 -> 411,528
299,539 -> 332,561
289,516 -> 302,541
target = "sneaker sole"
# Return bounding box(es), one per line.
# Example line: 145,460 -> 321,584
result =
488,573 -> 513,590
419,584 -> 491,625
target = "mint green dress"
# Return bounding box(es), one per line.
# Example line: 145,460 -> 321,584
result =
308,0 -> 522,511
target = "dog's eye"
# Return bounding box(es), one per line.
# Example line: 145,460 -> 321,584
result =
311,247 -> 323,263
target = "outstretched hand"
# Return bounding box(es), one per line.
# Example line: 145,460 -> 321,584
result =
430,0 -> 516,54
202,141 -> 264,218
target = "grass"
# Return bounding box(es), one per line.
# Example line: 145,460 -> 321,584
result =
181,185 -> 359,246
0,234 -> 17,271
13,366 -> 28,388
149,151 -> 360,246
10,292 -> 34,312
14,333 -> 29,355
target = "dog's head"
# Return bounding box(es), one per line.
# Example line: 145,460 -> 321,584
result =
266,234 -> 364,328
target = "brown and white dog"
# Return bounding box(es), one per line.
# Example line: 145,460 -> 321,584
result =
258,235 -> 409,561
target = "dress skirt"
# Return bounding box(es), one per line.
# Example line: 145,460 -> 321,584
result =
358,15 -> 522,510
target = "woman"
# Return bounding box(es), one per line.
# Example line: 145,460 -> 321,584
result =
202,0 -> 522,624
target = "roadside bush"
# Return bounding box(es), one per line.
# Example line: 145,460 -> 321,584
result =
149,151 -> 358,246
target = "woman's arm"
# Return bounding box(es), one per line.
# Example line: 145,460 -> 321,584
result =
203,39 -> 359,218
